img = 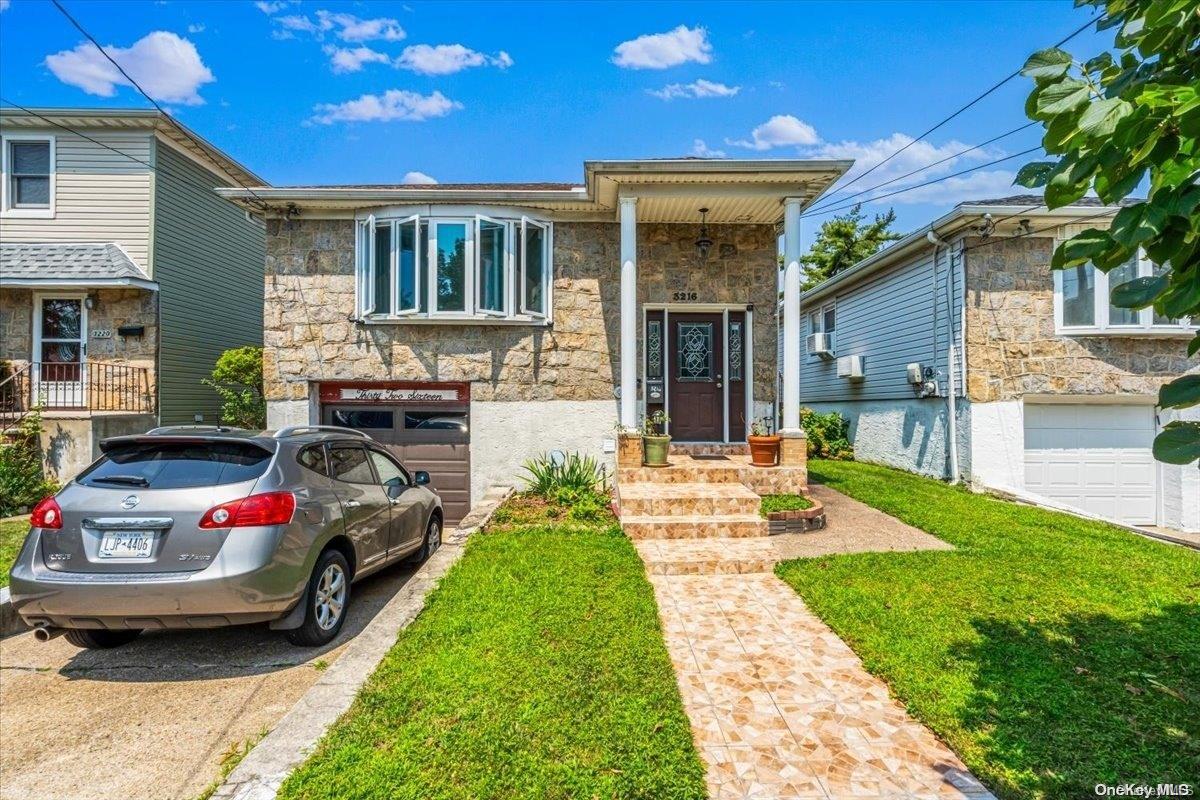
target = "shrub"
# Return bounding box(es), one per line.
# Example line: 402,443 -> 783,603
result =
521,451 -> 605,496
800,407 -> 853,460
0,408 -> 59,517
202,346 -> 265,429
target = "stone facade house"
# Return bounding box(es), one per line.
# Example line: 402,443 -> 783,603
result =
219,159 -> 849,524
0,107 -> 266,478
793,196 -> 1199,532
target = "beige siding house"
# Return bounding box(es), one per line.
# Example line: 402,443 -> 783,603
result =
0,107 -> 266,479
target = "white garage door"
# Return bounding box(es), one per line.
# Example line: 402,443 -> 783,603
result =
1024,404 -> 1158,525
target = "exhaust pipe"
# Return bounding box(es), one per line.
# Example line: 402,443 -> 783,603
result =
33,626 -> 66,643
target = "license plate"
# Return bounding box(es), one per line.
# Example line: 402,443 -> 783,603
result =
98,531 -> 155,559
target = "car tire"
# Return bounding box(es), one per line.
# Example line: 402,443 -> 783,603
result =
64,629 -> 142,649
408,514 -> 442,563
286,549 -> 351,648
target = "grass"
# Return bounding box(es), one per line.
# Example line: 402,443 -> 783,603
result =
758,493 -> 813,517
1,516 -> 30,588
277,491 -> 705,800
195,729 -> 268,800
776,460 -> 1200,800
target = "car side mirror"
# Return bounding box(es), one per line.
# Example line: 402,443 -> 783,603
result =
414,471 -> 431,486
386,482 -> 404,499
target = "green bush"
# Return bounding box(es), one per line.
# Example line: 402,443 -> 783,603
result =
202,346 -> 265,429
800,407 -> 853,460
0,409 -> 59,517
521,451 -> 605,496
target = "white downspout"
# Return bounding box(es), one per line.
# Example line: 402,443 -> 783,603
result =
927,231 -> 960,484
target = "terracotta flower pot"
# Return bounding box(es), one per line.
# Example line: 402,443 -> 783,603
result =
643,435 -> 671,466
747,434 -> 781,467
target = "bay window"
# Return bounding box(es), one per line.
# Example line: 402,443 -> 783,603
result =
1054,250 -> 1193,334
356,212 -> 551,322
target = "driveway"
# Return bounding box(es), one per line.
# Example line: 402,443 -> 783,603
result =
0,561 -> 420,800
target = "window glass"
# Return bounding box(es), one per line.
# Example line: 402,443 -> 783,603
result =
677,322 -> 714,381
1108,257 -> 1139,326
478,219 -> 506,314
329,445 -> 375,485
10,141 -> 50,207
297,445 -> 330,477
728,320 -> 743,381
331,409 -> 393,430
404,411 -> 468,432
78,442 -> 271,489
1061,264 -> 1095,326
647,319 -> 663,379
372,223 -> 392,315
42,298 -> 81,339
523,222 -> 546,315
368,449 -> 408,490
398,219 -> 418,312
434,222 -> 467,312
823,306 -> 836,334
1151,262 -> 1174,325
419,221 -> 430,314
808,311 -> 820,333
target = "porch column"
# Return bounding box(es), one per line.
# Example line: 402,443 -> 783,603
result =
619,196 -> 638,430
780,196 -> 803,434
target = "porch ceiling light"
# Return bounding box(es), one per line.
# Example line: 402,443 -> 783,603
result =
695,207 -> 713,261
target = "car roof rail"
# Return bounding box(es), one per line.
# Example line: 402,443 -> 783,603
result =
273,425 -> 371,440
146,424 -> 244,435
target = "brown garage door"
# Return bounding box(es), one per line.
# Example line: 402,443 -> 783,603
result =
322,405 -> 471,526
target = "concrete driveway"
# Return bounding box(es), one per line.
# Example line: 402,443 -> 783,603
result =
0,561 -> 420,800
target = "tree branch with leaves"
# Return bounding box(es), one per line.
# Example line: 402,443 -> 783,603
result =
799,204 -> 902,291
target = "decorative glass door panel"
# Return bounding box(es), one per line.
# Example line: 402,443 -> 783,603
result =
36,297 -> 86,406
677,322 -> 714,381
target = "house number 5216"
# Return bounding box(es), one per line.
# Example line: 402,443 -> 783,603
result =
672,291 -> 698,302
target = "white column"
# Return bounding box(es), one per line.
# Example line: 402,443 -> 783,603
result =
619,196 -> 638,430
781,197 -> 803,433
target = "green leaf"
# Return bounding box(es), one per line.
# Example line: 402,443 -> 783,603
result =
1109,203 -> 1168,249
1188,333 -> 1200,358
1110,274 -> 1168,309
1159,375 -> 1200,410
1036,79 -> 1092,115
1078,98 -> 1133,137
1014,161 -> 1057,188
1152,422 -> 1200,465
1053,228 -> 1113,268
1095,164 -> 1147,204
1022,48 -> 1074,80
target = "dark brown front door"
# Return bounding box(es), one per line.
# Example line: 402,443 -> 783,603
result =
668,313 -> 724,442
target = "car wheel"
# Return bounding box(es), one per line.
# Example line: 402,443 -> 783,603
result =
408,515 -> 441,563
64,629 -> 142,649
286,549 -> 351,648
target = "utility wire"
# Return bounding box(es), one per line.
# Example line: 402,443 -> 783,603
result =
961,208 -> 1120,253
50,0 -> 269,210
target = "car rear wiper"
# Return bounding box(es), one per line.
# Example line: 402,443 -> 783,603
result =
90,475 -> 151,487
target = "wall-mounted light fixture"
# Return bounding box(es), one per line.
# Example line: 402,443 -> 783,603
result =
695,207 -> 713,261
84,294 -> 97,310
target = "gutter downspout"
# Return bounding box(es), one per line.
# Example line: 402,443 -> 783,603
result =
927,231 -> 960,485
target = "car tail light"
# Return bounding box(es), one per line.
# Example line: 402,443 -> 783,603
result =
199,491 -> 296,529
31,496 -> 63,530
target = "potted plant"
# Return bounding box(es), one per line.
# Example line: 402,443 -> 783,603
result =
642,410 -> 671,467
747,418 -> 781,467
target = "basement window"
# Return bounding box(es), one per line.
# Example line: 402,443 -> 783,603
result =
1054,251 -> 1194,335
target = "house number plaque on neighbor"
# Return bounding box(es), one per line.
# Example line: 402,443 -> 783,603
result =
672,291 -> 699,302
90,329 -> 113,339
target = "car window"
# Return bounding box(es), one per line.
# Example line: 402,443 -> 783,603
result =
297,445 -> 330,477
78,441 -> 271,489
328,445 -> 376,485
368,449 -> 408,490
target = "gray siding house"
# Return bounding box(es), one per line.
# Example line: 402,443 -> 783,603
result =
791,196 -> 1199,533
0,107 -> 266,478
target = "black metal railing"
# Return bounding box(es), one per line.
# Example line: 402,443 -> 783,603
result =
0,361 -> 154,416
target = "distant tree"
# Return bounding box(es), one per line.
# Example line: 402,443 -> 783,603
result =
202,346 -> 265,429
800,204 -> 901,290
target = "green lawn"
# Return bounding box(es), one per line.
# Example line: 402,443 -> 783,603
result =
278,493 -> 706,800
776,460 -> 1200,800
758,493 -> 813,517
1,517 -> 30,588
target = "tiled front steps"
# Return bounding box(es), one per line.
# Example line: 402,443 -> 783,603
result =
635,538 -> 778,575
618,482 -> 762,517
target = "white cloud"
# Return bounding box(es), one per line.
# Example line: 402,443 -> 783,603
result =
45,31 -> 215,105
874,169 -> 1018,205
402,171 -> 438,185
310,89 -> 462,124
271,10 -> 405,42
255,0 -> 287,13
691,139 -> 726,158
811,133 -> 1002,201
187,23 -> 205,33
395,43 -> 513,75
324,45 -> 390,74
613,25 -> 711,69
276,14 -> 326,34
649,79 -> 739,101
726,114 -> 819,150
0,1 -> 12,11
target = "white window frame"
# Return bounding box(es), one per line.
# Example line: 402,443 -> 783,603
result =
520,216 -> 550,319
426,217 -> 474,316
355,214 -> 376,318
475,214 -> 510,318
394,215 -> 421,316
1053,249 -> 1195,335
807,301 -> 836,355
1,134 -> 56,219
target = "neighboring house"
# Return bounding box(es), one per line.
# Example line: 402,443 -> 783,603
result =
0,107 -> 266,479
790,195 -> 1199,532
218,159 -> 849,524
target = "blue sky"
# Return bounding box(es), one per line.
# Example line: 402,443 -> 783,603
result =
0,0 -> 1110,247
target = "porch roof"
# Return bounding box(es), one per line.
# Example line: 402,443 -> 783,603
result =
0,242 -> 158,290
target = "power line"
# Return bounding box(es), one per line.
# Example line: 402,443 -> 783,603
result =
824,14 -> 1100,199
961,208 -> 1120,254
50,0 -> 269,210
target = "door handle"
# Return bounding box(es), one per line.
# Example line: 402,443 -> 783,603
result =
389,498 -> 401,505
345,500 -> 362,508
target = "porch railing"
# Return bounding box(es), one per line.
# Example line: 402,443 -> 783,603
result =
0,361 -> 155,417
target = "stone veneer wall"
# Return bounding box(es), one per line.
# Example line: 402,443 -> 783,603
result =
963,235 -> 1197,402
263,218 -> 779,407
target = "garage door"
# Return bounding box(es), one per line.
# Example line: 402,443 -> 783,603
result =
323,404 -> 471,526
1023,404 -> 1157,525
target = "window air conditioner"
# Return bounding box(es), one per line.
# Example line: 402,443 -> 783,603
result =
837,355 -> 864,380
806,332 -> 833,357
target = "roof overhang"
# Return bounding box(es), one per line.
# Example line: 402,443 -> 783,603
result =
217,158 -> 853,224
0,277 -> 158,291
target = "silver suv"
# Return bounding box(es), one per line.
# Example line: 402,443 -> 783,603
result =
8,425 -> 443,648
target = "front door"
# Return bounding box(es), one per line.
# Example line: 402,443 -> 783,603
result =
668,313 -> 724,442
34,296 -> 87,407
